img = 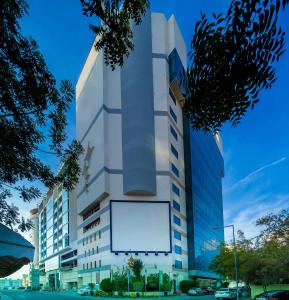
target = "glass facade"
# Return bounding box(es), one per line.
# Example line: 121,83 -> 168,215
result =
169,48 -> 224,278
184,125 -> 224,275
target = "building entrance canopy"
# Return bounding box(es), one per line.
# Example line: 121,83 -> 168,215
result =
0,224 -> 34,277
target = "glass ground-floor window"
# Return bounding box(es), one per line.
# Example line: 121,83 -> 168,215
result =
174,260 -> 182,269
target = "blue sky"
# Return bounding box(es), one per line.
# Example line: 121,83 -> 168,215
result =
7,0 -> 289,278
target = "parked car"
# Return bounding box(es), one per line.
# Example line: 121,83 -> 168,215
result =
215,288 -> 236,300
202,287 -> 215,295
255,290 -> 289,300
188,288 -> 204,296
77,285 -> 98,296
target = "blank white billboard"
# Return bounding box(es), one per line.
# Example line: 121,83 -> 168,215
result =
110,201 -> 171,253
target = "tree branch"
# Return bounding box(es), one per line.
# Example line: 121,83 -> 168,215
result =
0,103 -> 53,118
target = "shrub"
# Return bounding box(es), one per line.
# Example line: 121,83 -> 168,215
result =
100,278 -> 113,293
179,279 -> 199,293
132,279 -> 144,292
161,273 -> 171,291
95,289 -> 108,296
112,268 -> 128,292
146,274 -> 159,291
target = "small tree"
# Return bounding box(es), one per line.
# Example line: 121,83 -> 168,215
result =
100,278 -> 113,293
146,274 -> 159,291
112,268 -> 128,292
88,283 -> 95,296
161,273 -> 171,292
131,259 -> 143,278
132,279 -> 144,292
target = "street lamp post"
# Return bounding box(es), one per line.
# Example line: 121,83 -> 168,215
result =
213,224 -> 239,300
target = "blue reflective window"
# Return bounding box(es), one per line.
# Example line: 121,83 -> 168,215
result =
174,215 -> 181,226
170,126 -> 178,141
175,260 -> 182,269
174,230 -> 181,240
174,245 -> 182,254
172,183 -> 180,196
171,144 -> 178,159
170,107 -> 177,123
173,200 -> 180,212
171,163 -> 179,177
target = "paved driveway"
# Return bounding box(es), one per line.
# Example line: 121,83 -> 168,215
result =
0,290 -> 249,300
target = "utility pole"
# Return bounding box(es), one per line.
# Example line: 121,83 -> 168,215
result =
213,224 -> 239,300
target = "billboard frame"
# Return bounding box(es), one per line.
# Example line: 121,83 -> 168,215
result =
109,200 -> 172,254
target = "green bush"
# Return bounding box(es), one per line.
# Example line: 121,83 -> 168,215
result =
132,279 -> 144,292
100,278 -> 113,293
161,273 -> 171,291
112,269 -> 128,292
94,289 -> 108,296
146,274 -> 159,291
179,279 -> 200,293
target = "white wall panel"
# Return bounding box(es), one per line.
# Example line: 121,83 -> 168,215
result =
111,201 -> 171,252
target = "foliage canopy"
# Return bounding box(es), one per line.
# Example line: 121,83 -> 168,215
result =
0,0 -> 83,231
81,0 -> 288,132
210,210 -> 289,285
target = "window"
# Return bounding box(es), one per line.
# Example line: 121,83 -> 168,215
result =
99,260 -> 102,267
174,245 -> 182,255
96,246 -> 99,254
174,230 -> 181,240
88,249 -> 90,256
171,163 -> 179,177
83,264 -> 85,270
90,262 -> 92,269
86,263 -> 88,269
92,248 -> 94,255
84,250 -> 86,257
173,215 -> 181,226
172,183 -> 180,196
83,218 -> 100,233
99,231 -> 101,239
94,261 -> 97,268
170,107 -> 177,123
94,233 -> 96,240
175,260 -> 182,269
90,236 -> 92,243
170,126 -> 178,141
171,144 -> 178,159
173,200 -> 180,212
83,202 -> 100,221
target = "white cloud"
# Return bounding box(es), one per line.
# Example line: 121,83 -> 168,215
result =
224,193 -> 289,242
224,156 -> 287,193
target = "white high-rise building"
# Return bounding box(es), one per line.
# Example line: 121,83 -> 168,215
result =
75,11 -> 224,289
38,165 -> 78,290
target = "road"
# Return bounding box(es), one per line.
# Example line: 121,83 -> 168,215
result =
1,290 -> 94,300
0,290 -> 217,300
